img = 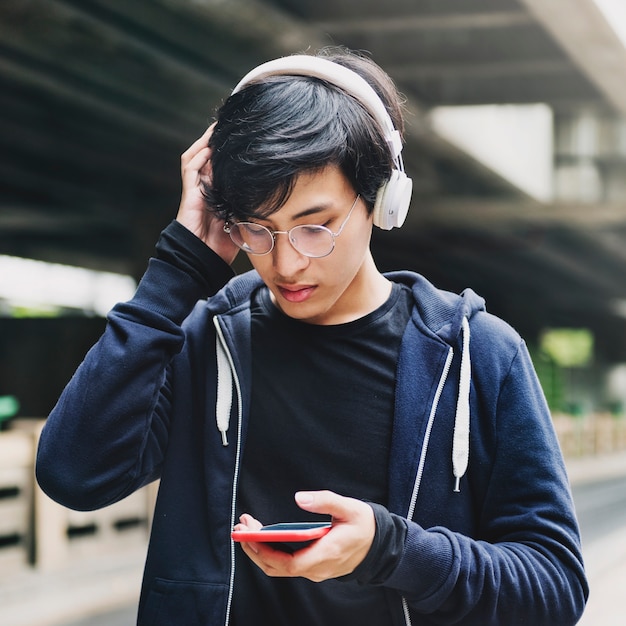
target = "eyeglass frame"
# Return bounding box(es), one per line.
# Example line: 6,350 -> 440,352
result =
223,194 -> 361,258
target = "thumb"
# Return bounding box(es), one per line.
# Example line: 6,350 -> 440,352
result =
295,490 -> 352,520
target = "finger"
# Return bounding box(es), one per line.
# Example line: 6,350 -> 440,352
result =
181,123 -> 216,165
181,146 -> 211,178
186,123 -> 216,154
240,541 -> 292,573
238,513 -> 263,530
239,541 -> 260,557
295,490 -> 355,520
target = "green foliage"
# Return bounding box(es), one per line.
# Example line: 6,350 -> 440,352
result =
530,328 -> 594,414
0,395 -> 20,423
540,328 -> 593,368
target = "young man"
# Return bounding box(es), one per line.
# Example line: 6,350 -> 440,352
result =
37,48 -> 588,625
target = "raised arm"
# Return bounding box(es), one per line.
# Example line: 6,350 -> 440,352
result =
36,129 -> 236,511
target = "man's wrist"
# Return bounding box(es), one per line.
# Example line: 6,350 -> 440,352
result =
156,220 -> 234,296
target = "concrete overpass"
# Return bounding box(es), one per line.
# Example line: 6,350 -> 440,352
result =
2,0 -> 626,413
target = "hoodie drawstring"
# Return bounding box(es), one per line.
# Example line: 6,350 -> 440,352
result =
215,327 -> 233,446
452,316 -> 471,492
214,314 -> 472,486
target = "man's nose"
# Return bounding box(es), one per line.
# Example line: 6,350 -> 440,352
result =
271,233 -> 309,275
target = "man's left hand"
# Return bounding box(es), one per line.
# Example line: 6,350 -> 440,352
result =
234,490 -> 375,582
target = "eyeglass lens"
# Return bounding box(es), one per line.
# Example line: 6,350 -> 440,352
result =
228,223 -> 334,257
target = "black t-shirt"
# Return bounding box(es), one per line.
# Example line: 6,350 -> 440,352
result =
231,282 -> 412,626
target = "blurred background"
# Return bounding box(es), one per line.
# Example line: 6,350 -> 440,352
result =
1,0 -> 626,624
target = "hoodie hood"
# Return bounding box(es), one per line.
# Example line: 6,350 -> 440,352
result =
210,269 -> 485,491
388,271 -> 486,491
386,270 -> 485,345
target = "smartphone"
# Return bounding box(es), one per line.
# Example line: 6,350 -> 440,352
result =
232,521 -> 331,553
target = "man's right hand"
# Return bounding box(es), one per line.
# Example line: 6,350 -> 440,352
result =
176,124 -> 240,265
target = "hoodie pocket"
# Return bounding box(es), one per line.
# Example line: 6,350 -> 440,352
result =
141,578 -> 228,625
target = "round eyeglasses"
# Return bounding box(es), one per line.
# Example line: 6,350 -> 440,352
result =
223,195 -> 360,258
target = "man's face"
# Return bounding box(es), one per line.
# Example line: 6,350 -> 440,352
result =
245,165 -> 385,325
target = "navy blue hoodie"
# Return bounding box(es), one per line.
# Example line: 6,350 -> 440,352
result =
37,221 -> 588,625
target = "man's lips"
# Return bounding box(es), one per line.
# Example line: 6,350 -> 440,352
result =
277,284 -> 316,303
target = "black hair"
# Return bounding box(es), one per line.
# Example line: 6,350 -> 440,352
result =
204,48 -> 405,222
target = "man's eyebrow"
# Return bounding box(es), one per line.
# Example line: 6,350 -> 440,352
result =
252,202 -> 335,225
290,204 -> 334,221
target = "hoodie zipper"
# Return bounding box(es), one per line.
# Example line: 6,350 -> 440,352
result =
214,321 -> 455,626
213,317 -> 244,626
401,347 -> 454,626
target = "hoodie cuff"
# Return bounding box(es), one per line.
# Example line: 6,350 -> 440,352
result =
342,503 -> 407,585
156,220 -> 235,297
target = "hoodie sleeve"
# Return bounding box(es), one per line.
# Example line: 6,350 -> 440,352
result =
36,221 -> 234,511
370,334 -> 588,625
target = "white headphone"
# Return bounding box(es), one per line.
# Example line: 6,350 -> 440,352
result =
231,55 -> 413,230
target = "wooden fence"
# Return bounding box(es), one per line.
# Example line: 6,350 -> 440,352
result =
553,413 -> 626,458
0,420 -> 156,579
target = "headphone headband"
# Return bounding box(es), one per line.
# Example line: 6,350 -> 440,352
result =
230,55 -> 412,230
231,55 -> 403,161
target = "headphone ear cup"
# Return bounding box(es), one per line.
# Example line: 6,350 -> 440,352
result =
373,170 -> 413,230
